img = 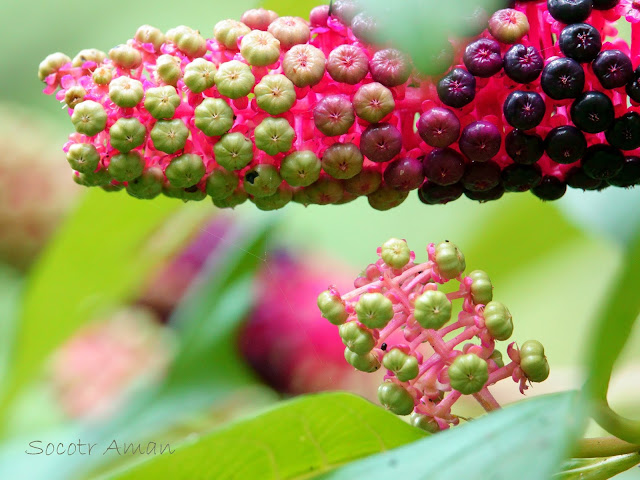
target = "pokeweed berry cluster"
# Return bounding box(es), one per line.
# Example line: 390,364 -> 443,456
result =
317,238 -> 549,431
39,0 -> 640,210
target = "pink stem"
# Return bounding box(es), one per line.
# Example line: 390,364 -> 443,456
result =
401,268 -> 433,292
435,391 -> 462,416
473,387 -> 501,412
393,262 -> 432,285
379,316 -> 406,342
445,326 -> 481,350
341,280 -> 384,300
487,362 -> 518,385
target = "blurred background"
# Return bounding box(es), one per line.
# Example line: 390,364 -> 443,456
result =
0,0 -> 639,478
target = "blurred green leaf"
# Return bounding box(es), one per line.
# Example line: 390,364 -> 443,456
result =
261,0 -> 320,17
555,453 -> 640,480
103,392 -> 427,480
0,266 -> 22,397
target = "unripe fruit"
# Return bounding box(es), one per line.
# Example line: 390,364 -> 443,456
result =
338,321 -> 376,354
150,119 -> 189,154
183,58 -> 217,93
434,241 -> 466,279
519,340 -> 550,382
92,66 -> 113,85
165,153 -> 206,188
212,187 -> 248,209
144,85 -> 181,119
64,86 -> 86,109
382,349 -> 419,381
414,290 -> 452,329
38,52 -> 71,81
213,132 -> 254,171
380,238 -> 411,269
243,164 -> 282,197
283,44 -> 326,88
71,100 -> 107,137
327,45 -> 369,84
268,16 -> 310,49
355,292 -> 394,329
213,19 -> 250,50
71,48 -> 106,68
251,184 -> 293,211
109,77 -> 144,108
280,151 -> 322,187
305,176 -> 344,205
483,301 -> 514,341
240,30 -> 281,66
345,348 -> 381,372
205,167 -> 238,200
155,54 -> 182,86
370,49 -> 411,87
108,44 -> 142,69
410,412 -> 439,433
167,25 -> 207,57
313,95 -> 355,137
134,25 -> 165,52
127,167 -> 164,199
317,290 -> 348,325
254,117 -> 295,155
378,381 -> 414,415
321,142 -> 363,179
109,117 -> 146,153
488,9 -> 529,44
214,60 -> 255,99
353,82 -> 395,124
66,143 -> 100,174
108,151 -> 145,182
241,8 -> 279,30
195,98 -> 235,137
468,270 -> 493,305
448,354 -> 489,394
254,74 -> 296,115
489,349 -> 504,368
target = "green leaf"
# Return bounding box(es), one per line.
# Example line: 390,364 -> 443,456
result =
103,392 -> 427,480
0,265 -> 22,397
315,392 -> 583,480
555,453 -> 640,480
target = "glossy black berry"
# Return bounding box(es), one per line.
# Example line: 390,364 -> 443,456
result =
437,68 -> 476,108
463,38 -> 503,78
501,163 -> 542,192
503,44 -> 543,84
607,156 -> 640,187
544,126 -> 587,164
570,91 -> 614,133
605,113 -> 640,151
359,123 -> 403,163
418,182 -> 464,205
459,120 -> 501,162
505,129 -> 544,164
581,144 -> 625,179
503,90 -> 546,130
565,166 -> 603,190
625,66 -> 640,103
541,58 -> 585,100
559,23 -> 602,63
383,157 -> 425,191
531,176 -> 567,200
547,0 -> 592,24
461,161 -> 501,191
464,184 -> 505,202
592,0 -> 619,10
422,148 -> 465,186
592,50 -> 633,89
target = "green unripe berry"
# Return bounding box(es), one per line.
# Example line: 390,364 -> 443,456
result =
165,153 -> 206,188
205,167 -> 238,200
214,60 -> 255,99
380,238 -> 411,269
109,117 -> 146,153
410,412 -> 439,433
101,183 -> 125,193
135,25 -> 165,52
38,52 -> 70,81
72,48 -> 106,67
317,290 -> 348,325
144,85 -> 181,119
254,117 -> 295,155
71,100 -> 107,137
92,66 -> 113,85
251,184 -> 292,210
241,8 -> 279,30
448,354 -> 489,395
64,85 -> 86,109
367,185 -> 408,210
163,184 -> 206,202
355,292 -> 394,329
167,26 -> 207,57
183,58 -> 217,93
155,54 -> 182,86
108,44 -> 142,69
339,322 -> 375,355
282,44 -> 326,88
353,82 -> 395,123
468,270 -> 493,305
108,151 -> 145,182
489,349 -> 504,368
74,168 -> 112,187
195,98 -> 234,137
321,142 -> 363,179
254,74 -> 296,115
240,30 -> 281,66
150,119 -> 189,154
66,143 -> 100,174
414,290 -> 451,329
377,381 -> 415,415
126,167 -> 164,199
214,132 -> 253,170
434,241 -> 466,280
382,349 -> 419,381
344,348 -> 381,372
519,340 -> 549,383
483,301 -> 514,341
268,16 -> 310,50
280,150 -> 321,187
213,19 -> 250,50
212,187 -> 248,209
305,176 -> 344,205
109,76 -> 144,108
243,164 -> 282,197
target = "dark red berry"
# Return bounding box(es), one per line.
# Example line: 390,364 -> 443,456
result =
592,0 -> 619,9
607,156 -> 640,187
463,38 -> 503,78
501,163 -> 542,192
566,166 -> 604,190
417,107 -> 460,148
503,44 -> 543,84
505,129 -> 544,164
418,182 -> 464,204
503,90 -> 546,130
605,112 -> 640,151
592,50 -> 633,90
541,58 -> 585,100
625,66 -> 640,103
531,176 -> 567,200
359,123 -> 403,163
544,126 -> 587,164
422,148 -> 466,186
437,68 -> 476,108
464,184 -> 505,202
370,49 -> 412,87
547,0 -> 592,24
559,23 -> 602,63
581,144 -> 625,179
459,120 -> 501,162
570,91 -> 614,133
383,157 -> 425,191
461,161 -> 501,191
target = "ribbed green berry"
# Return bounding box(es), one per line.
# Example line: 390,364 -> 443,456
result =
344,167 -> 383,196
489,349 -> 504,368
339,322 -> 375,355
243,164 -> 282,197
64,85 -> 86,109
355,292 -> 394,329
280,150 -> 321,187
382,349 -> 419,381
434,241 -> 466,280
282,44 -> 326,88
109,117 -> 146,153
108,151 -> 145,182
72,48 -> 106,67
448,354 -> 489,394
134,25 -> 165,52
101,183 -> 125,193
468,270 -> 493,305
92,66 -> 113,85
214,132 -> 253,170
321,142 -> 363,179
305,176 -> 344,205
74,168 -> 112,187
164,185 -> 207,202
205,167 -> 238,200
240,30 -> 281,66
109,76 -> 144,108
381,238 -> 411,269
414,290 -> 451,329
353,82 -> 395,123
214,60 -> 255,99
71,100 -> 107,137
166,25 -> 207,57
165,153 -> 205,188
251,184 -> 292,210
254,74 -> 296,115
344,348 -> 381,372
367,185 -> 408,210
378,381 -> 415,415
254,117 -> 295,155
317,290 -> 348,325
183,58 -> 217,93
410,412 -> 439,433
195,98 -> 234,137
212,187 -> 248,209
268,16 -> 310,50
155,54 -> 182,86
150,119 -> 189,154
519,340 -> 549,382
214,19 -> 250,50
38,52 -> 70,81
108,44 -> 142,69
144,85 -> 181,119
126,167 -> 164,199
483,301 -> 513,341
66,143 -> 100,174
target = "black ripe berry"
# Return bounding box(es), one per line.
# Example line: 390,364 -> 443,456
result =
605,112 -> 640,151
463,38 -> 503,78
422,148 -> 466,186
581,144 -> 625,179
592,49 -> 633,89
501,163 -> 543,192
592,0 -> 619,9
505,129 -> 545,165
381,342 -> 388,351
625,66 -> 640,103
437,68 -> 476,108
545,126 -> 587,164
541,58 -> 585,100
418,182 -> 464,205
532,176 -> 567,201
565,166 -> 604,190
607,156 -> 640,187
503,44 -> 543,84
559,23 -> 602,63
461,161 -> 502,192
464,184 -> 505,202
570,91 -> 614,133
503,90 -> 546,130
547,0 -> 592,24
458,120 -> 501,162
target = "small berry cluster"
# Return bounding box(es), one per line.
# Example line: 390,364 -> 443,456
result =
39,0 -> 640,209
318,238 -> 549,431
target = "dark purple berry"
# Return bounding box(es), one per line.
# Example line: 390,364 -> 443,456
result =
463,38 -> 503,78
544,126 -> 587,164
501,163 -> 542,192
461,161 -> 501,191
559,23 -> 602,63
418,182 -> 464,205
505,129 -> 544,164
503,90 -> 546,130
464,184 -> 505,202
547,0 -> 592,24
503,44 -> 543,84
607,156 -> 640,187
570,91 -> 614,133
592,0 -> 619,9
565,166 -> 603,190
383,157 -> 425,191
531,176 -> 567,200
417,108 -> 460,148
437,68 -> 476,108
541,58 -> 585,100
605,112 -> 640,150
359,123 -> 403,163
581,144 -> 625,179
592,50 -> 633,89
625,66 -> 640,103
459,120 -> 501,162
422,148 -> 466,186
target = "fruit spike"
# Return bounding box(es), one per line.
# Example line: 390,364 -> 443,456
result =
40,0 -> 640,210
